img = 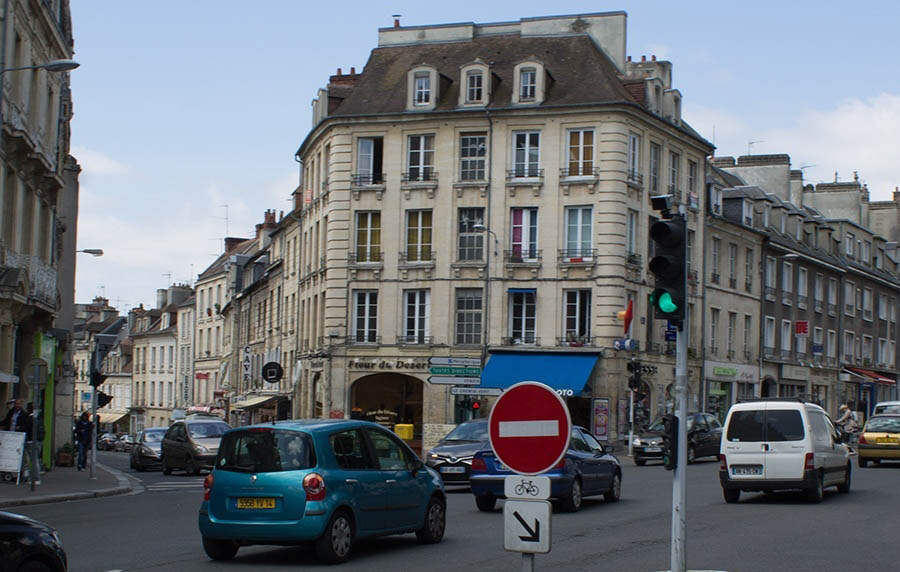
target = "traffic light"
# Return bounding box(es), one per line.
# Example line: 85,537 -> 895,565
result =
90,333 -> 117,387
662,414 -> 678,470
89,369 -> 107,387
627,359 -> 642,391
97,391 -> 113,408
648,216 -> 687,322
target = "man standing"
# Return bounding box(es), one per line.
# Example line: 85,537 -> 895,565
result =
75,412 -> 92,471
1,399 -> 32,437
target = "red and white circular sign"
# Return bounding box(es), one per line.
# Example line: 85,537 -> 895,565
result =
488,381 -> 572,475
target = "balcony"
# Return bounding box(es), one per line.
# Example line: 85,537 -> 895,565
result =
351,173 -> 386,200
625,252 -> 642,267
397,335 -> 434,346
559,249 -> 595,266
744,350 -> 753,361
744,216 -> 753,226
710,273 -> 720,285
668,184 -> 683,204
845,304 -> 855,315
627,169 -> 643,188
729,277 -> 737,289
764,346 -> 775,358
815,300 -> 824,313
709,346 -> 719,356
843,354 -> 854,363
400,170 -> 439,199
864,309 -> 873,321
765,286 -> 776,301
349,251 -> 383,264
0,246 -> 58,311
780,349 -> 792,360
688,269 -> 699,283
712,203 -> 721,215
782,293 -> 793,306
502,336 -> 539,346
798,295 -> 808,309
504,249 -> 542,265
557,335 -> 592,347
398,251 -> 436,266
745,281 -> 753,293
348,335 -> 381,346
506,168 -> 544,196
828,303 -> 837,316
559,166 -> 599,194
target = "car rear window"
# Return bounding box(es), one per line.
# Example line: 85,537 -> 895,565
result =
217,429 -> 315,473
188,422 -> 230,439
727,409 -> 805,442
874,404 -> 900,415
865,416 -> 900,433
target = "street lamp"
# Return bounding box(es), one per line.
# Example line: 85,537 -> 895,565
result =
473,223 -> 499,413
77,249 -> 104,257
0,59 -> 79,151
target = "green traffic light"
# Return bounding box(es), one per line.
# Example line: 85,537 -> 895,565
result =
657,291 -> 679,314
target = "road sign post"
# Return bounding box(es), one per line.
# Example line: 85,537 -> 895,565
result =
489,382 -> 571,570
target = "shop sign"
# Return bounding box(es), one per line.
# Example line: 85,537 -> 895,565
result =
713,367 -> 737,377
705,360 -> 758,383
782,364 -> 810,381
348,358 -> 428,371
795,321 -> 809,336
810,368 -> 836,384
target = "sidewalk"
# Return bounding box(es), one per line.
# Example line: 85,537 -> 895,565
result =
0,463 -> 133,509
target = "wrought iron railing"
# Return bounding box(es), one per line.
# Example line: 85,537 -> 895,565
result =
504,249 -> 541,263
502,336 -> 539,346
506,167 -> 543,180
351,173 -> 385,186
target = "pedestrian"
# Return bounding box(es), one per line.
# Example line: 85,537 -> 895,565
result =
75,412 -> 93,471
1,398 -> 32,437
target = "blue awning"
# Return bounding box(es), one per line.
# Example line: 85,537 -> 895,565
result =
479,353 -> 599,396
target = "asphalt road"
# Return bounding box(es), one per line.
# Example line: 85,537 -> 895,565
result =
12,451 -> 900,571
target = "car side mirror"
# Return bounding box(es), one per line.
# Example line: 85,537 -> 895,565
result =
411,459 -> 425,475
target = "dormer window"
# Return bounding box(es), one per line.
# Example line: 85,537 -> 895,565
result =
762,204 -> 770,228
407,65 -> 439,111
466,71 -> 483,103
742,200 -> 753,226
520,68 -> 536,100
414,72 -> 431,105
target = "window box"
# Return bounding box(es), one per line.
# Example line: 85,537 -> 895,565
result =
502,336 -> 539,346
557,336 -> 592,347
559,249 -> 595,265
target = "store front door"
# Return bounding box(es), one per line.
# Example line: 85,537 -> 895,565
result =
351,373 -> 423,453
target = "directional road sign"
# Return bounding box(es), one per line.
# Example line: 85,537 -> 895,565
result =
450,386 -> 502,396
503,499 -> 551,553
504,475 -> 551,500
488,381 -> 572,475
429,357 -> 481,366
428,366 -> 481,376
428,376 -> 481,385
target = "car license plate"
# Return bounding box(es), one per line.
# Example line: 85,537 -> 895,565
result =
876,437 -> 899,444
237,497 -> 276,509
440,466 -> 466,474
732,466 -> 762,476
644,447 -> 662,453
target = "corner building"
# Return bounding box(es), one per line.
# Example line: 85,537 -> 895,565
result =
294,13 -> 712,450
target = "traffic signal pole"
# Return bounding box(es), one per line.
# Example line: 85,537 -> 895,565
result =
89,348 -> 98,479
671,315 -> 688,572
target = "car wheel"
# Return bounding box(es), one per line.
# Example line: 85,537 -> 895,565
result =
136,458 -> 145,472
315,509 -> 354,564
687,445 -> 697,465
858,456 -> 868,468
837,464 -> 851,494
416,495 -> 446,544
202,536 -> 239,561
604,472 -> 621,503
561,478 -> 583,512
162,455 -> 172,475
475,495 -> 496,512
17,559 -> 54,572
634,458 -> 646,466
723,488 -> 740,504
186,456 -> 200,476
806,471 -> 824,503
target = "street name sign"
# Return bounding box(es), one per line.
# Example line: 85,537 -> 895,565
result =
504,475 -> 551,500
429,357 -> 481,366
503,500 -> 551,553
428,366 -> 481,376
488,381 -> 572,476
450,386 -> 501,396
428,376 -> 481,386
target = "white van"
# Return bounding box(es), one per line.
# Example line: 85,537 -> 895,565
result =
873,401 -> 900,415
719,398 -> 851,503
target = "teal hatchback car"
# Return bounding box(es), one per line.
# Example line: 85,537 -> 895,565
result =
198,419 -> 446,564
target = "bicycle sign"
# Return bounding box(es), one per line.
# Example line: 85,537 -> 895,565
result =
504,475 -> 551,500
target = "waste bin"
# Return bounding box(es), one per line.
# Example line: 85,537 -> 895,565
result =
394,423 -> 414,440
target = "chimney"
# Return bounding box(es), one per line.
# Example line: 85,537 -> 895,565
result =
224,237 -> 244,252
156,289 -> 167,310
336,68 -> 342,76
651,55 -> 657,61
641,55 -> 646,62
350,67 -> 355,74
393,15 -> 401,28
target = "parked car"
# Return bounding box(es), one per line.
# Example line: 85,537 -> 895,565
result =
161,418 -> 230,476
719,398 -> 851,503
425,419 -> 488,485
98,433 -> 119,451
0,510 -> 67,571
114,434 -> 135,452
198,419 -> 446,564
469,425 -> 621,512
856,414 -> 900,467
631,413 -> 722,466
873,401 -> 900,415
130,427 -> 168,471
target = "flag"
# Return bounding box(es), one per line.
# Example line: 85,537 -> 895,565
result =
623,299 -> 633,337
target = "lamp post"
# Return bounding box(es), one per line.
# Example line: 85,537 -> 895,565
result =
473,223 -> 498,420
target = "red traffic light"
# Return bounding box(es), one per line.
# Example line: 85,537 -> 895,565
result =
472,400 -> 481,410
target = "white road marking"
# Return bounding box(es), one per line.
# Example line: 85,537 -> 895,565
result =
498,420 -> 559,437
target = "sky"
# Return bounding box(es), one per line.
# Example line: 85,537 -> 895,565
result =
70,0 -> 900,311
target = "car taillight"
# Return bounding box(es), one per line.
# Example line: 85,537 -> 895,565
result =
203,473 -> 214,501
719,454 -> 727,471
471,457 -> 487,472
857,434 -> 868,445
303,472 -> 326,501
804,452 -> 815,471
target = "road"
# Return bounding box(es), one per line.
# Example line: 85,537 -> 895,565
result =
12,451 -> 900,571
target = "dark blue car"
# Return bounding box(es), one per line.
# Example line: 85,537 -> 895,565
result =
470,426 -> 621,512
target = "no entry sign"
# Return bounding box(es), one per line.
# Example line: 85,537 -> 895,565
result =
488,381 -> 572,475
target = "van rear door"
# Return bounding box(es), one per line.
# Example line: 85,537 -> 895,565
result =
762,408 -> 807,480
722,406 -> 768,480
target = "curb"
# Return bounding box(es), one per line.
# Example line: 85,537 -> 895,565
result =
0,463 -> 134,509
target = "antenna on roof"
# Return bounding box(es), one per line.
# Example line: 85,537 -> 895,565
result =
162,272 -> 172,285
747,139 -> 764,155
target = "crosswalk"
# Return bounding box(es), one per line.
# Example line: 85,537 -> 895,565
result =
145,480 -> 205,493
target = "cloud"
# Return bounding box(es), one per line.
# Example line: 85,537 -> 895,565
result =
684,93 -> 900,200
71,146 -> 130,176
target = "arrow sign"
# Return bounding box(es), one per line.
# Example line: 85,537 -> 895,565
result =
514,511 -> 540,542
503,500 -> 551,553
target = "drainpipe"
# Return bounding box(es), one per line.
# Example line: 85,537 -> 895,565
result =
759,237 -> 770,397
483,109 -> 494,361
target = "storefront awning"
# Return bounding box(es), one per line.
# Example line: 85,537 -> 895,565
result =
844,367 -> 896,385
231,395 -> 279,410
97,412 -> 127,425
480,353 -> 598,396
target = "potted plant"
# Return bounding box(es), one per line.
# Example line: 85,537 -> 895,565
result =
56,442 -> 75,467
